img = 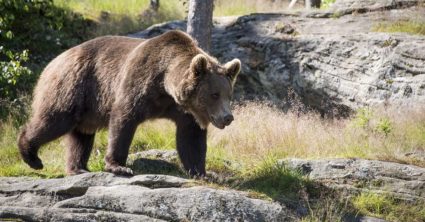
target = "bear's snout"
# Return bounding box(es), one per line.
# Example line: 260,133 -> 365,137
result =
223,114 -> 234,126
210,113 -> 234,129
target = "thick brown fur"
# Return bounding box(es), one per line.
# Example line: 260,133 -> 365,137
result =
18,30 -> 241,176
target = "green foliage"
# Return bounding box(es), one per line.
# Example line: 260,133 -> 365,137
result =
0,0 -> 88,60
321,0 -> 336,9
0,0 -> 90,117
375,117 -> 392,136
0,48 -> 33,100
352,108 -> 373,129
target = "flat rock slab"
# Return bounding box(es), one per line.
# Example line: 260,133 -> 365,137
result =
281,158 -> 425,201
0,172 -> 293,221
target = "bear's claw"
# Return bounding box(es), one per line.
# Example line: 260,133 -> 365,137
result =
67,168 -> 90,176
106,166 -> 134,177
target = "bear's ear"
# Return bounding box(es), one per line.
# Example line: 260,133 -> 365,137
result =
224,59 -> 241,85
190,54 -> 208,77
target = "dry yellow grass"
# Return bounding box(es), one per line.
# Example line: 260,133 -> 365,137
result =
1,101 -> 424,177
214,0 -> 297,16
208,102 -> 425,168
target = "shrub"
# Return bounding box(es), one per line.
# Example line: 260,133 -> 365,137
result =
0,0 -> 90,118
0,48 -> 33,100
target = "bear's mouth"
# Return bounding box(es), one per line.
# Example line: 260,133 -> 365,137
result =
210,116 -> 226,129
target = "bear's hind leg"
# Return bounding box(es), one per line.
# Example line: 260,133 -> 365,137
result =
18,114 -> 75,170
65,129 -> 95,175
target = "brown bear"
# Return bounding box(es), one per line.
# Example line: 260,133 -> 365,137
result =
17,30 -> 241,176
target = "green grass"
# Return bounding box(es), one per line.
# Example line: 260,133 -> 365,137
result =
53,0 -> 185,36
373,20 -> 425,36
1,101 -> 425,221
353,192 -> 425,222
237,155 -> 309,200
52,0 -> 296,36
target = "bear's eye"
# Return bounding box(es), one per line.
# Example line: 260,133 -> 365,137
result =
211,93 -> 220,100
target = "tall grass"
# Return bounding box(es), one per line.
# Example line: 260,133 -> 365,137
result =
208,102 -> 425,168
1,101 -> 424,220
1,101 -> 423,177
214,0 -> 293,16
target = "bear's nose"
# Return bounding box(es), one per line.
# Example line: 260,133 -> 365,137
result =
223,114 -> 234,125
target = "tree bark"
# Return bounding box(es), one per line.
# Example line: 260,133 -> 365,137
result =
187,0 -> 214,52
305,0 -> 321,9
150,0 -> 160,11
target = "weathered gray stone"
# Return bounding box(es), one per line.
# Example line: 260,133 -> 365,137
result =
55,185 -> 291,222
0,172 -> 291,221
0,207 -> 164,222
331,0 -> 421,15
127,150 -> 183,175
281,158 -> 425,201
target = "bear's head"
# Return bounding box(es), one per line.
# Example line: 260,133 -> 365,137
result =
174,54 -> 241,129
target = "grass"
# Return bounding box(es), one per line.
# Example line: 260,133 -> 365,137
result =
373,20 -> 425,36
53,0 -> 186,36
1,101 -> 424,220
52,0 -> 299,37
352,192 -> 425,222
208,103 -> 425,167
1,101 -> 424,177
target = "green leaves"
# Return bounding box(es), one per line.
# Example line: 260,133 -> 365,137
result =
0,49 -> 33,98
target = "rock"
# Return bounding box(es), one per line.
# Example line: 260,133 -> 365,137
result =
55,185 -> 290,222
0,172 -> 293,221
331,0 -> 421,16
127,150 -> 183,175
130,4 -> 425,116
280,158 -> 425,201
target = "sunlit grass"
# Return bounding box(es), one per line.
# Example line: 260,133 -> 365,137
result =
53,0 -> 297,36
373,20 -> 425,36
353,192 -> 425,222
214,0 -> 294,16
209,103 -> 425,169
53,0 -> 185,36
1,101 -> 424,221
1,102 -> 424,177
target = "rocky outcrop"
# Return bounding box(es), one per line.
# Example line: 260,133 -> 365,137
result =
330,0 -> 421,15
281,158 -> 425,201
0,172 -> 293,221
2,152 -> 424,221
130,1 -> 425,115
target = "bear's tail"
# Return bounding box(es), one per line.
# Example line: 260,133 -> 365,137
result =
17,125 -> 44,170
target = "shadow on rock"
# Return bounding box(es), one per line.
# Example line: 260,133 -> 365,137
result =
129,158 -> 187,177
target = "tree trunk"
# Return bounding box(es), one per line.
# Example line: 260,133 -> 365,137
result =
187,0 -> 214,52
150,0 -> 159,11
305,0 -> 321,9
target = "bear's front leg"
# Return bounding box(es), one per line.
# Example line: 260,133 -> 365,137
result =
175,114 -> 207,177
105,113 -> 138,176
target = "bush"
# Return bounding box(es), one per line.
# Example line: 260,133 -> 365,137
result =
0,47 -> 33,97
0,0 -> 91,118
0,0 -> 89,60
